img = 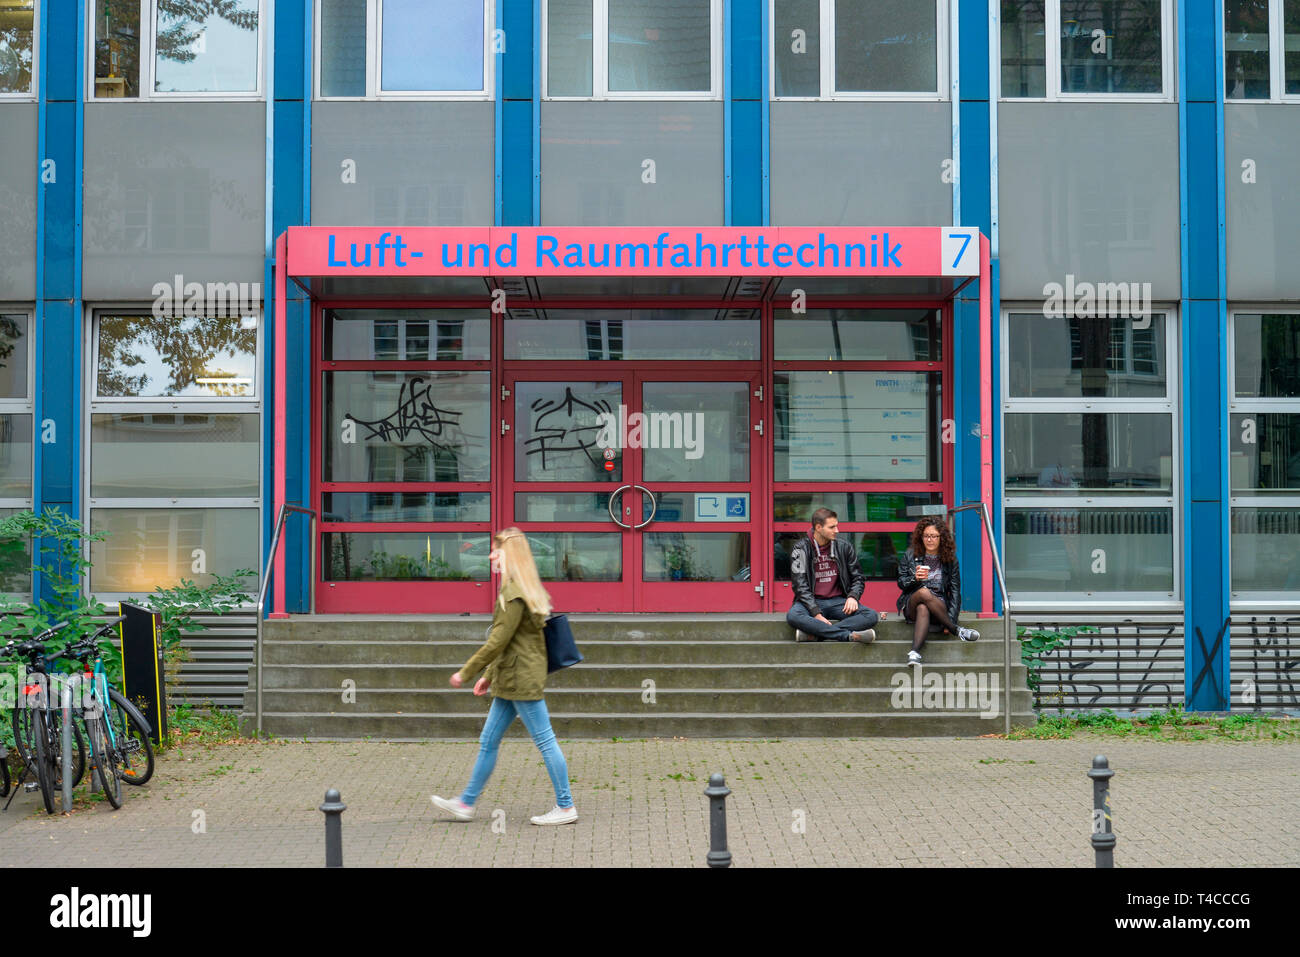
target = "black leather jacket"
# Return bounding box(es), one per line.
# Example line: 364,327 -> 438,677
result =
896,549 -> 961,625
789,535 -> 865,614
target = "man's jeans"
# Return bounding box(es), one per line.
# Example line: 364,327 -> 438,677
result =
786,596 -> 880,641
460,696 -> 573,809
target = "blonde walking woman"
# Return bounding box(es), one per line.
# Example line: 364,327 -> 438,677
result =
432,528 -> 576,826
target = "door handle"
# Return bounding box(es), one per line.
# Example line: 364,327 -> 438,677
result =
607,484 -> 633,529
632,485 -> 657,529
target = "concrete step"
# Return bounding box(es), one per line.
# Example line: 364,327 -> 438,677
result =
260,637 -> 1018,667
257,686 -> 1034,714
240,710 -> 1037,739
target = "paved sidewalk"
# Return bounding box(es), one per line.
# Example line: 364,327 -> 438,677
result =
1,736 -> 1296,867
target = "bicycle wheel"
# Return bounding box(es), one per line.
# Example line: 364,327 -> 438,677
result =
87,718 -> 122,809
29,710 -> 56,814
105,689 -> 155,786
46,712 -> 86,790
0,747 -> 9,798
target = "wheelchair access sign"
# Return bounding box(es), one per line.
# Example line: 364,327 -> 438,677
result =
694,493 -> 749,522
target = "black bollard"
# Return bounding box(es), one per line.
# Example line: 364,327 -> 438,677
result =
321,788 -> 347,868
705,772 -> 732,868
1088,756 -> 1115,868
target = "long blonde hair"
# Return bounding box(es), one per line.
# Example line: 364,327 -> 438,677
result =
493,528 -> 553,617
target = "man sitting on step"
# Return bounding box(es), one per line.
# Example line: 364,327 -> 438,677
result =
786,507 -> 879,643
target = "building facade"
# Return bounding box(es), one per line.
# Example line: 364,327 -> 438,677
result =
0,0 -> 1297,711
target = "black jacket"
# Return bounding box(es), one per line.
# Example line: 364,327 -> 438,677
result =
790,535 -> 865,615
896,549 -> 961,625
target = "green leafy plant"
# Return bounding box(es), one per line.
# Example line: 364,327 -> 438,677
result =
124,569 -> 255,684
1016,624 -> 1100,693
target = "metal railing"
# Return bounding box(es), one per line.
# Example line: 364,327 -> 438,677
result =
256,503 -> 317,734
948,501 -> 1013,735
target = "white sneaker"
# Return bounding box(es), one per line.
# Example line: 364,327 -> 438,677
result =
907,650 -> 922,666
431,795 -> 474,821
530,805 -> 578,826
958,627 -> 980,642
850,629 -> 876,643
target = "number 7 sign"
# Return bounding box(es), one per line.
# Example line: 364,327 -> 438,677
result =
941,227 -> 980,277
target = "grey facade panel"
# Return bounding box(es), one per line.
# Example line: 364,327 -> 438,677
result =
1226,104 -> 1300,300
541,101 -> 723,226
83,103 -> 266,299
0,104 -> 37,300
998,103 -> 1181,300
312,102 -> 495,228
770,102 -> 953,227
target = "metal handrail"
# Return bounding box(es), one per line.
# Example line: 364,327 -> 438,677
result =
948,501 -> 1013,736
256,503 -> 317,734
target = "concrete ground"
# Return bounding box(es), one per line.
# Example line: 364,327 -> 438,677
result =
1,735 -> 1296,867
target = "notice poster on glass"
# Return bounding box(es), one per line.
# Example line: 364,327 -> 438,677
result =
780,371 -> 930,481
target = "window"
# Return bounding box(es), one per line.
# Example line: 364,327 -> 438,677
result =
1225,0 -> 1300,99
0,312 -> 33,596
1229,311 -> 1300,601
545,0 -> 721,98
772,0 -> 946,99
1000,0 -> 1172,99
318,0 -> 493,98
91,0 -> 262,98
1003,309 -> 1178,605
88,313 -> 260,594
0,1 -> 36,96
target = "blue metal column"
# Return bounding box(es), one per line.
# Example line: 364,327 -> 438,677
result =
952,0 -> 996,612
499,0 -> 534,225
726,0 -> 764,226
33,0 -> 84,602
1180,0 -> 1231,709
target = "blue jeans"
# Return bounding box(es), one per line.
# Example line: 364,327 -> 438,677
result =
460,697 -> 573,809
786,596 -> 880,641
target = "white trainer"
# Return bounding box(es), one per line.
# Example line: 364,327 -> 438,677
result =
907,650 -> 922,666
431,795 -> 474,821
530,805 -> 578,826
957,627 -> 980,642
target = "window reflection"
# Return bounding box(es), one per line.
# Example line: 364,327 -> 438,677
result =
1060,0 -> 1163,94
96,315 -> 257,398
0,0 -> 35,94
154,0 -> 260,93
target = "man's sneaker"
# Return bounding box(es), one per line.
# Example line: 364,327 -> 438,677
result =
431,795 -> 474,821
850,629 -> 876,643
907,650 -> 922,666
530,805 -> 578,826
794,629 -> 820,642
957,627 -> 980,642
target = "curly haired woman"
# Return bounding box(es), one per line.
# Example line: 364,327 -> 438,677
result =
895,517 -> 979,665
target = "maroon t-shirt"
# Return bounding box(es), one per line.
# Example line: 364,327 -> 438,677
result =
810,533 -> 843,599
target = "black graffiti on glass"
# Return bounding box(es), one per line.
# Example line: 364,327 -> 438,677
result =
525,387 -> 614,470
346,377 -> 465,448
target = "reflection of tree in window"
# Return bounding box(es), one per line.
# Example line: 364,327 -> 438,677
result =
97,316 -> 256,397
0,317 -> 23,386
0,1 -> 35,93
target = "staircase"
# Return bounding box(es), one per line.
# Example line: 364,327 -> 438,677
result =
239,615 -> 1034,739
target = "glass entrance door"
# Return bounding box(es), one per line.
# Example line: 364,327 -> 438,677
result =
506,371 -> 764,612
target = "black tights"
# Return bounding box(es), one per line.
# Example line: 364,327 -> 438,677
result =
905,588 -> 957,652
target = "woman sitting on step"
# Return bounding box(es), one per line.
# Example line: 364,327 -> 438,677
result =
896,518 -> 979,666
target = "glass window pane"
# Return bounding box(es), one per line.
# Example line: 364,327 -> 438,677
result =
96,315 -> 258,398
0,0 -> 34,93
643,532 -> 749,581
775,309 -> 941,361
774,371 -> 940,482
515,492 -> 613,522
774,530 -> 909,581
774,492 -> 945,524
548,0 -> 594,96
1231,508 -> 1300,592
153,0 -> 260,93
774,0 -> 821,96
90,413 -> 258,498
95,0 -> 140,98
1002,1 -> 1047,97
1234,313 -> 1300,397
323,532 -> 490,581
1005,413 -> 1173,490
1008,313 -> 1167,398
324,492 -> 490,522
527,531 -> 621,581
506,310 -> 758,360
325,309 -> 490,360
1286,0 -> 1300,94
1060,0 -> 1163,94
320,0 -> 368,97
515,381 -> 622,482
0,315 -> 28,398
607,0 -> 712,92
381,0 -> 484,91
642,490 -> 751,522
1225,0 -> 1271,99
835,0 -> 938,93
0,508 -> 32,595
1230,414 -> 1300,490
0,414 -> 32,498
1006,507 -> 1174,593
90,507 -> 257,592
641,382 -> 748,483
323,371 -> 491,482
